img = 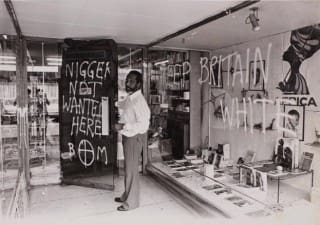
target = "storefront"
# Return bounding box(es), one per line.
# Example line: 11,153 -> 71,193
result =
144,1 -> 320,221
1,0 -> 320,223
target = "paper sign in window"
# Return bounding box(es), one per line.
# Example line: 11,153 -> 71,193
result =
101,97 -> 109,135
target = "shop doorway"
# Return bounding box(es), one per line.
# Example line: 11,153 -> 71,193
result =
59,39 -> 118,190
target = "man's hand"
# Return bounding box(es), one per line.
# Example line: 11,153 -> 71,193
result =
114,123 -> 124,131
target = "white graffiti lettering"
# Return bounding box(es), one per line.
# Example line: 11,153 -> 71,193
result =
220,97 -> 297,136
66,140 -> 108,167
65,60 -> 110,80
199,43 -> 272,88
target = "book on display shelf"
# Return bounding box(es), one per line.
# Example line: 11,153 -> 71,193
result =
300,151 -> 313,171
255,170 -> 268,191
225,195 -> 243,202
274,138 -> 299,170
171,172 -> 185,178
240,165 -> 256,187
233,199 -> 252,207
214,188 -> 232,195
202,184 -> 223,190
244,150 -> 256,163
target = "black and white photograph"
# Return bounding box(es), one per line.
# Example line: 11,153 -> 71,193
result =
1,1 -> 320,225
249,60 -> 265,90
283,105 -> 305,141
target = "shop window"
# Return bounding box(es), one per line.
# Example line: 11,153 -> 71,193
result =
147,49 -> 190,161
26,41 -> 61,186
0,36 -> 19,215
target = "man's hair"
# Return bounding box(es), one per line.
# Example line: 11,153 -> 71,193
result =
288,109 -> 300,119
127,70 -> 143,86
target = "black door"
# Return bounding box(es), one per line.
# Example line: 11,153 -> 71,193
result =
59,39 -> 118,190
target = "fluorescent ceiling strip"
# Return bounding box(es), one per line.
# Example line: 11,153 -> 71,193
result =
154,60 -> 169,66
48,62 -> 62,66
47,57 -> 62,62
0,65 -> 58,72
0,56 -> 16,60
29,66 -> 59,72
0,60 -> 16,64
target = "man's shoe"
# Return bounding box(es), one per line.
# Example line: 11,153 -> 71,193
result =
117,205 -> 129,211
114,197 -> 124,203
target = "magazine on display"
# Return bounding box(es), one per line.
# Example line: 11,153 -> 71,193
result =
239,165 -> 256,187
300,152 -> 314,171
225,195 -> 243,202
244,150 -> 256,163
202,184 -> 223,190
274,138 -> 299,169
255,170 -> 268,191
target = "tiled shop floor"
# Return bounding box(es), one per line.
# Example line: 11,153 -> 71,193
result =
26,174 -> 199,224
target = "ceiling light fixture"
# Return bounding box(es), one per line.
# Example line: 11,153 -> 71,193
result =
48,62 -> 62,66
47,57 -> 62,62
245,7 -> 260,31
0,65 -> 58,72
154,60 -> 169,66
0,60 -> 16,64
0,56 -> 15,60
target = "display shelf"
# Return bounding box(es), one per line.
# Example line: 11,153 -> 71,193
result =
166,88 -> 190,92
148,157 -> 316,218
168,110 -> 189,118
171,98 -> 189,102
147,161 -> 274,218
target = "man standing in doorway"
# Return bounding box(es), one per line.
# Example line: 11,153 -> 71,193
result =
114,70 -> 150,211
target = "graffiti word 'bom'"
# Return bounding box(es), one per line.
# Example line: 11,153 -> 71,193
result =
68,140 -> 108,167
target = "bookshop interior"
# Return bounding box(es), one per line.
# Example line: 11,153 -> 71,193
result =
0,0 -> 320,224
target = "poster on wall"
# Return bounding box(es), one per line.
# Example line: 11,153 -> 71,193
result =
59,39 -> 118,188
249,60 -> 266,91
278,24 -> 320,95
249,60 -> 265,91
283,105 -> 305,141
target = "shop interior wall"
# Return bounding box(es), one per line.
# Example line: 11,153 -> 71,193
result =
200,24 -> 320,191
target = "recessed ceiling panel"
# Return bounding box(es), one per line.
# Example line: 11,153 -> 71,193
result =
9,0 -> 240,44
158,1 -> 320,50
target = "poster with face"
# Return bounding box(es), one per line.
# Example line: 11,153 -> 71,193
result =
283,105 -> 305,141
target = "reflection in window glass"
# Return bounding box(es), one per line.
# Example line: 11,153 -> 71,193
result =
26,41 -> 61,186
147,49 -> 190,162
0,36 -> 19,216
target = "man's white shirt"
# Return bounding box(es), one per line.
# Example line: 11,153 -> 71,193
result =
118,90 -> 150,137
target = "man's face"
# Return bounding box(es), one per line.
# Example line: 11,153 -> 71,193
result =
289,114 -> 299,128
125,74 -> 140,94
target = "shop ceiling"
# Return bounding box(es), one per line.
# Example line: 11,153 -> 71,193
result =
1,0 -> 320,51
